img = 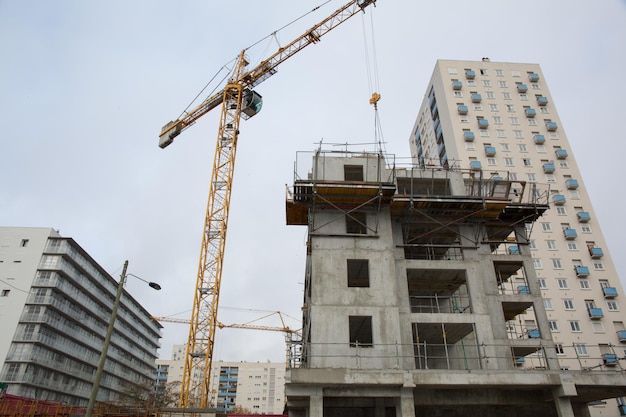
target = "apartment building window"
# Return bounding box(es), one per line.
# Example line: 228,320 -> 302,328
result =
544,299 -> 553,310
546,240 -> 557,250
580,225 -> 592,233
511,70 -> 521,77
344,165 -> 364,181
537,278 -> 547,288
522,158 -> 532,166
533,259 -> 543,269
483,80 -> 491,87
518,144 -> 527,152
493,116 -> 502,125
592,322 -> 605,333
569,321 -> 581,332
454,91 -> 463,98
506,104 -> 515,112
480,130 -> 489,137
347,259 -> 369,287
487,158 -> 497,166
569,190 -> 580,200
510,117 -> 519,125
528,118 -> 537,126
504,158 -> 514,167
564,299 -> 575,310
531,83 -> 540,89
567,242 -> 578,251
548,320 -> 559,331
545,174 -> 556,183
495,69 -> 504,76
496,129 -> 506,138
579,280 -> 590,289
459,115 -> 469,123
541,222 -> 551,232
349,316 -> 373,347
499,80 -> 508,88
519,94 -> 528,101
467,80 -> 476,86
555,344 -> 565,355
607,300 -> 619,311
502,92 -> 511,100
556,207 -> 566,215
474,103 -> 483,111
593,261 -> 604,270
558,160 -> 569,168
553,259 -> 563,270
486,91 -> 495,99
465,142 -> 475,151
489,104 -> 499,111
574,343 -> 588,354
346,213 -> 367,234
536,145 -> 547,153
529,240 -> 536,249
509,172 -> 518,180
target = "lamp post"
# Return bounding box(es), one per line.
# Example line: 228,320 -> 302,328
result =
85,260 -> 161,417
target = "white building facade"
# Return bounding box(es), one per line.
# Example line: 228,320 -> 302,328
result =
158,345 -> 286,414
0,227 -> 161,406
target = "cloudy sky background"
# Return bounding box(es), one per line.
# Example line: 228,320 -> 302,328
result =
1,0 -> 625,362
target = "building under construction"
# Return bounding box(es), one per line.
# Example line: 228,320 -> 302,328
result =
284,148 -> 626,417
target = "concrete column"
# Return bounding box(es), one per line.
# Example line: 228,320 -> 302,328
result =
397,388 -> 415,417
309,389 -> 323,417
553,396 -> 575,417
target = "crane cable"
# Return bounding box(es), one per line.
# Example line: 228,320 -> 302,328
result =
361,8 -> 386,155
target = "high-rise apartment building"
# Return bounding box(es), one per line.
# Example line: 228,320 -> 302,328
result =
409,58 -> 625,371
157,345 -> 286,414
0,227 -> 161,406
283,60 -> 626,417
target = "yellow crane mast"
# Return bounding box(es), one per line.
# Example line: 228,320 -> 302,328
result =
158,0 -> 377,408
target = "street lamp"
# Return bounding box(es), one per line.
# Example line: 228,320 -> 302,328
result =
85,260 -> 161,417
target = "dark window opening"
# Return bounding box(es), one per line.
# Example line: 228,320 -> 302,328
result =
347,259 -> 369,287
349,316 -> 373,347
344,165 -> 364,181
346,213 -> 367,234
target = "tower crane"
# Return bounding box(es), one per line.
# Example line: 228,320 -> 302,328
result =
157,0 -> 377,408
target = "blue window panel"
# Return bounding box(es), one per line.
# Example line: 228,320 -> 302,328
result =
517,285 -> 530,294
563,228 -> 577,240
537,96 -> 549,106
525,108 -> 536,118
485,146 -> 496,156
528,329 -> 540,338
603,287 -> 618,298
465,70 -> 475,79
588,308 -> 604,319
529,72 -> 540,82
464,131 -> 475,141
470,160 -> 482,170
458,105 -> 469,114
617,330 -> 626,341
543,163 -> 555,173
533,134 -> 545,144
603,353 -> 618,365
546,121 -> 558,131
471,93 -> 482,103
452,81 -> 462,90
575,266 -> 590,277
517,83 -> 528,93
576,211 -> 591,222
509,246 -> 520,255
566,179 -> 579,189
478,119 -> 489,129
515,357 -> 525,365
553,194 -> 566,205
590,247 -> 604,258
555,149 -> 568,159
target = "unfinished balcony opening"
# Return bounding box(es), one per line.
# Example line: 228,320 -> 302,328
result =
407,268 -> 470,314
494,260 -> 530,295
412,323 -> 481,370
396,176 -> 452,196
511,345 -> 547,370
401,223 -> 463,261
323,397 -> 396,417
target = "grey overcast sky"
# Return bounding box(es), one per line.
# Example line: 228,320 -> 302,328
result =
1,1 -> 625,362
